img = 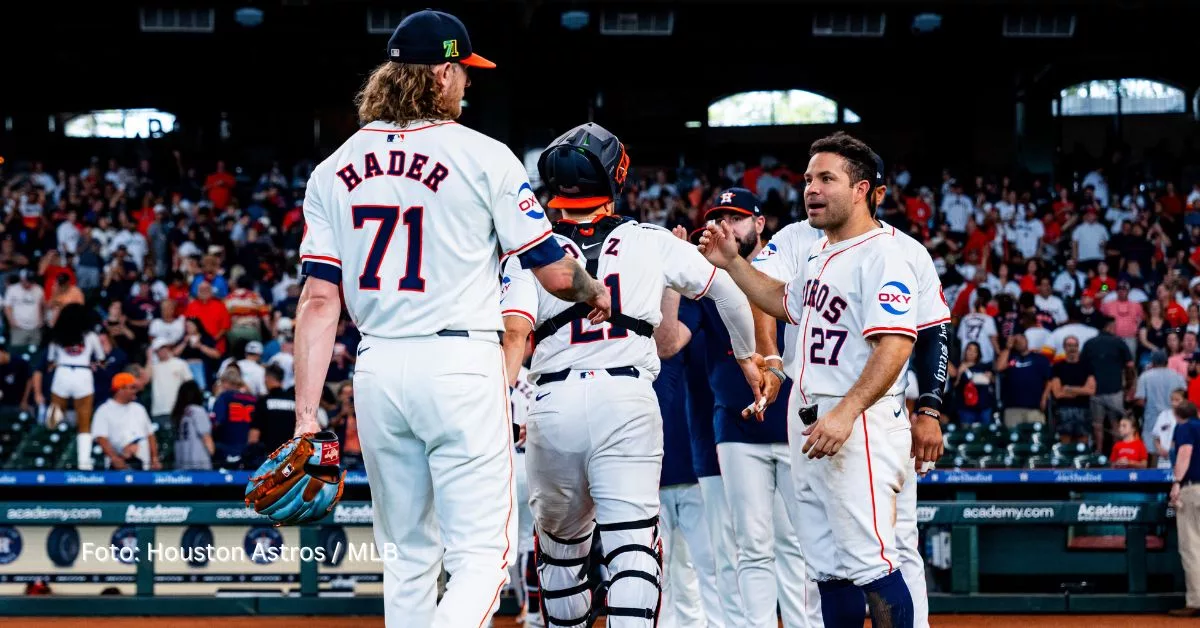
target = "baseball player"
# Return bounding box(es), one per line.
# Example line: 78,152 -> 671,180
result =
699,132 -> 921,628
660,192 -> 821,628
291,11 -> 611,627
500,122 -> 761,627
679,306 -> 749,627
754,175 -> 950,628
655,288 -> 725,628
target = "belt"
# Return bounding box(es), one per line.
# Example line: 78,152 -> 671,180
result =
57,364 -> 92,370
797,405 -> 818,427
436,329 -> 504,342
537,366 -> 640,385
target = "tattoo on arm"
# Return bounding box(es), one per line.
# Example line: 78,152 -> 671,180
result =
544,259 -> 600,303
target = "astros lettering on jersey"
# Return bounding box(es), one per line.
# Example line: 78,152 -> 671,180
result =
299,120 -> 555,337
782,227 -> 921,402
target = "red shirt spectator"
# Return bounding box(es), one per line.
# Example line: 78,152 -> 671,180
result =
184,282 -> 232,353
1111,438 -> 1148,467
906,195 -> 932,229
204,161 -> 236,211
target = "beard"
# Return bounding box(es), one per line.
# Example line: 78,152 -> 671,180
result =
736,231 -> 758,259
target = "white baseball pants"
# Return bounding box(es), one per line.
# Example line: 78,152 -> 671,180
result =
353,335 -> 516,628
698,474 -> 749,628
526,373 -> 663,627
660,482 -> 724,628
789,394 -> 911,586
717,441 -> 822,628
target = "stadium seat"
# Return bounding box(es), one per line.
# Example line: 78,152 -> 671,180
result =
957,442 -> 995,459
945,430 -> 969,448
1052,442 -> 1089,458
976,454 -> 1008,469
1073,454 -> 1109,469
936,452 -> 961,468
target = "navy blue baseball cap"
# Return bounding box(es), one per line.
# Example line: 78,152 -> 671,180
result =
387,9 -> 496,69
704,187 -> 761,220
872,154 -> 885,189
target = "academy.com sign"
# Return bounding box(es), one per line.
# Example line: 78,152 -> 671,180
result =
125,505 -> 192,524
1076,503 -> 1140,522
961,505 -> 1056,521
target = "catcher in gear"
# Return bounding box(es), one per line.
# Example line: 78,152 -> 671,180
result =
245,430 -> 346,525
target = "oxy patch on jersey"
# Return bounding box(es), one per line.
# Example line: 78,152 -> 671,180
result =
878,281 -> 913,315
517,183 -> 545,219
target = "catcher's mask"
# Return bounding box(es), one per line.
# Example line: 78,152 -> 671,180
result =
538,122 -> 630,211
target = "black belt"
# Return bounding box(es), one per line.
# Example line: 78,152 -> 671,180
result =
436,329 -> 504,341
798,405 -> 818,426
537,366 -> 640,385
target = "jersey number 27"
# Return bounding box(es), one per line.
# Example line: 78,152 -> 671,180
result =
353,205 -> 425,291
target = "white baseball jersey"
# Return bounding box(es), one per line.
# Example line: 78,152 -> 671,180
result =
783,227 -> 920,402
501,221 -> 720,381
755,220 -> 950,380
300,120 -> 555,337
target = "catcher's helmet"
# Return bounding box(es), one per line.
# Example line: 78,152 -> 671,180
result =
537,122 -> 630,210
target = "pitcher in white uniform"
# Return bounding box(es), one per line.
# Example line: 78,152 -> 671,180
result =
501,122 -> 761,627
290,11 -> 611,627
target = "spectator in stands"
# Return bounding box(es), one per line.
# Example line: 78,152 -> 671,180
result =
210,369 -> 257,469
328,380 -> 362,469
1139,300 -> 1170,370
175,317 -> 221,387
45,272 -> 84,328
247,364 -> 294,467
1101,281 -> 1143,358
204,160 -> 236,211
1072,209 -> 1109,270
103,300 -> 137,357
941,181 -> 972,239
46,303 -> 105,470
950,342 -> 994,425
1034,277 -> 1068,326
147,337 -> 192,428
225,275 -> 268,345
1054,257 -> 1088,304
1136,350 -> 1189,448
1171,333 -> 1199,377
1169,401 -> 1200,617
219,340 -> 266,397
189,255 -> 229,299
148,298 -> 184,348
957,288 -> 1000,364
1158,283 -> 1190,329
4,270 -> 43,349
1048,336 -> 1096,446
0,345 -> 33,411
1110,416 -> 1149,468
1152,388 -> 1187,469
92,372 -> 159,470
1082,315 -> 1135,451
184,281 -> 230,354
997,333 -> 1052,427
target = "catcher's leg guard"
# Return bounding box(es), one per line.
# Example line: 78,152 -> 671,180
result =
597,516 -> 662,626
536,525 -> 595,627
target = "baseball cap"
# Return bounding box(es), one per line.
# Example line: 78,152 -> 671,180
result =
871,153 -> 885,189
111,372 -> 138,391
245,341 -> 264,355
387,9 -> 496,69
150,337 -> 173,352
704,187 -> 761,221
275,317 -> 294,333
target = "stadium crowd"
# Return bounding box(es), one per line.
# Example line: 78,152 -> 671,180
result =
1,149 -> 1200,472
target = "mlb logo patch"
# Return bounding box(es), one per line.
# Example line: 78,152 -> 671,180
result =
579,371 -> 597,379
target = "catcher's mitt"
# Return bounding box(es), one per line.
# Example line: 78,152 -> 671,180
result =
244,431 -> 346,526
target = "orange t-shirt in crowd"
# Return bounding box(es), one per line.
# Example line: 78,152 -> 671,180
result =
1111,438 -> 1148,465
184,298 -> 232,353
205,171 -> 236,210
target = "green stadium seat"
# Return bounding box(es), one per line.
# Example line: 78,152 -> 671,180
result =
976,454 -> 1008,469
1073,453 -> 1109,469
1047,455 -> 1073,468
936,452 -> 960,468
957,442 -> 995,459
1053,442 -> 1089,458
1025,455 -> 1050,468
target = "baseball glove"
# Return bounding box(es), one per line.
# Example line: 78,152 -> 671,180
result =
244,431 -> 346,526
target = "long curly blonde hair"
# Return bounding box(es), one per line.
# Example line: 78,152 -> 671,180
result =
355,61 -> 455,126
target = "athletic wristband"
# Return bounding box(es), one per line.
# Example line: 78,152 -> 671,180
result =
915,408 -> 940,421
767,366 -> 787,383
762,355 -> 783,364
916,393 -> 943,413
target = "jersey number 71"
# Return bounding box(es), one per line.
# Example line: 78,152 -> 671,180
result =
352,204 -> 425,292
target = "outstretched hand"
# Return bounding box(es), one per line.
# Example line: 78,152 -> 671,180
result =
697,221 -> 740,269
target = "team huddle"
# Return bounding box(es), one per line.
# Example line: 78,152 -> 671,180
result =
269,9 -> 954,628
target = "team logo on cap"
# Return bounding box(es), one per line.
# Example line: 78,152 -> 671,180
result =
443,39 -> 459,58
878,281 -> 912,315
0,526 -> 22,565
720,192 -> 734,205
517,183 -> 545,219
